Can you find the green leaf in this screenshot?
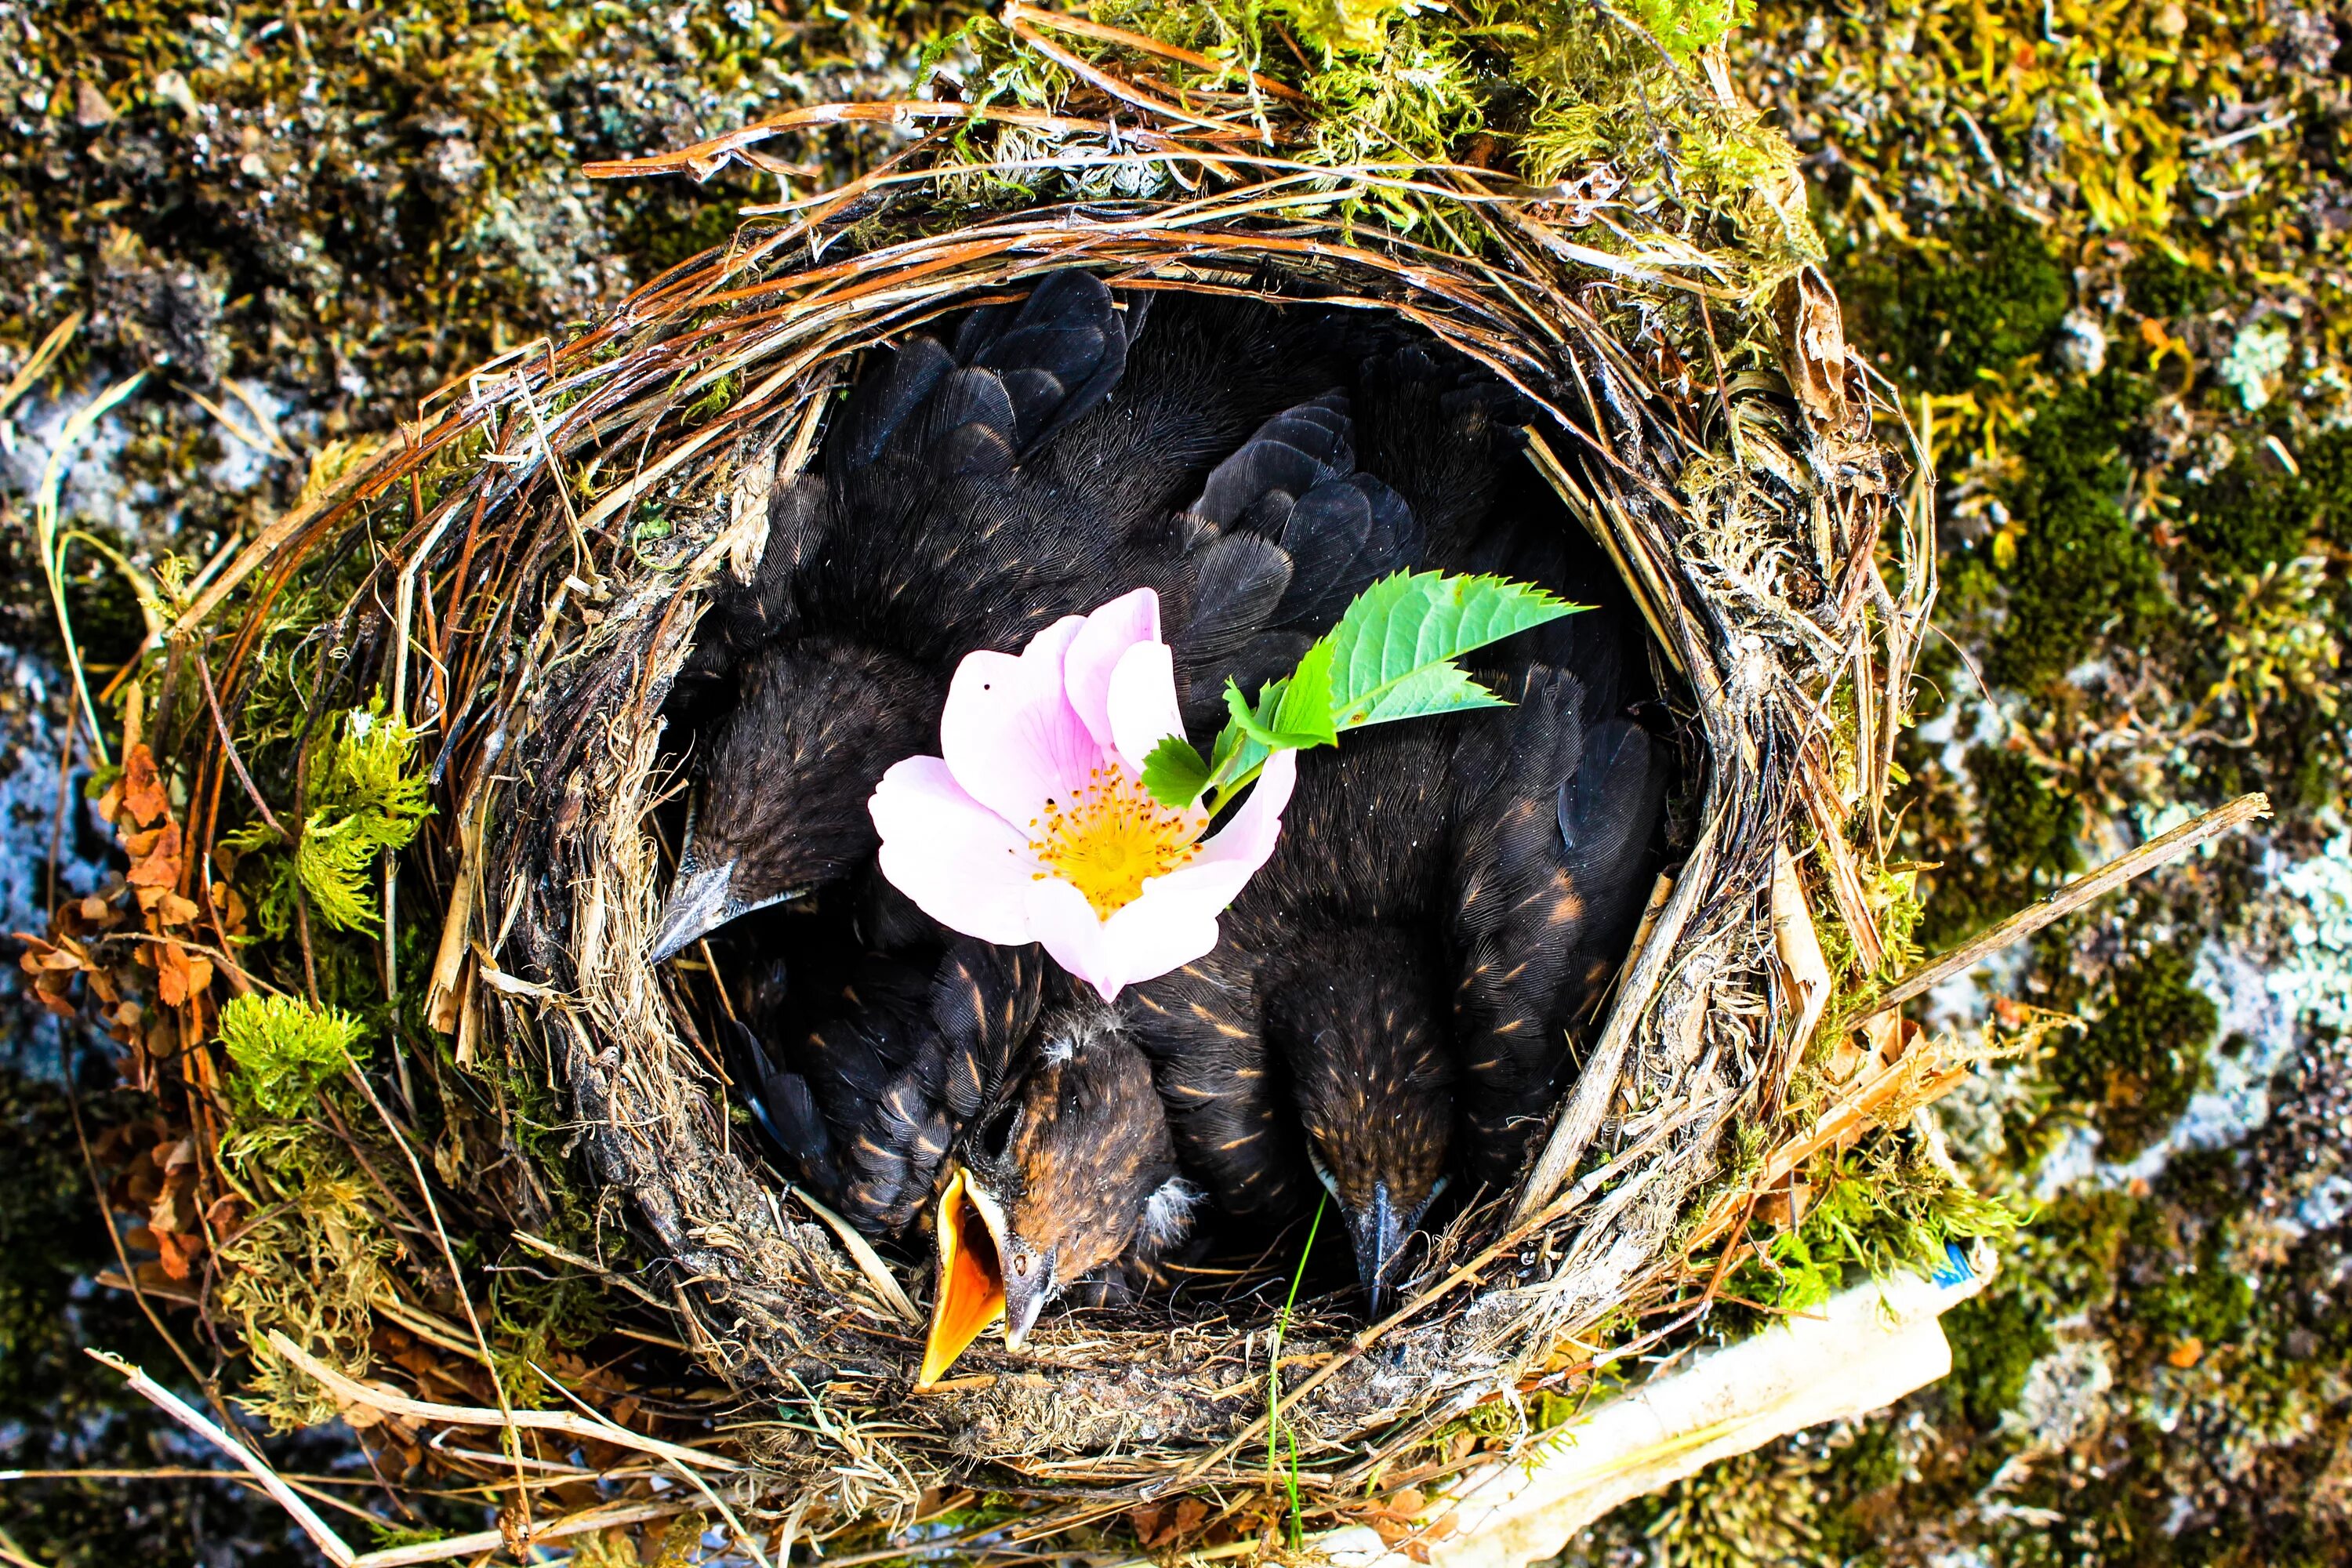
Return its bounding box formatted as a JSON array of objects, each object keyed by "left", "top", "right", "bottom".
[
  {"left": 1224, "top": 678, "right": 1292, "bottom": 748},
  {"left": 1325, "top": 572, "right": 1581, "bottom": 729},
  {"left": 1272, "top": 636, "right": 1340, "bottom": 748},
  {"left": 1342, "top": 662, "right": 1514, "bottom": 726},
  {"left": 1141, "top": 734, "right": 1212, "bottom": 809}
]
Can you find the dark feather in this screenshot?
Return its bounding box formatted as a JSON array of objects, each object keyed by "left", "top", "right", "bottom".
[
  {"left": 1123, "top": 937, "right": 1316, "bottom": 1229},
  {"left": 751, "top": 938, "right": 1045, "bottom": 1238}
]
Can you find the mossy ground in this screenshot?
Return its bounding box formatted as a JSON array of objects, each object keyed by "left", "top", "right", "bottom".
[
  {"left": 5, "top": 0, "right": 2352, "bottom": 1561},
  {"left": 1568, "top": 0, "right": 2352, "bottom": 1560}
]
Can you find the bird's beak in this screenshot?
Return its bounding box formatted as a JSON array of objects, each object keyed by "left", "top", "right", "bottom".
[
  {"left": 917, "top": 1167, "right": 1008, "bottom": 1388},
  {"left": 1345, "top": 1181, "right": 1408, "bottom": 1319},
  {"left": 649, "top": 855, "right": 737, "bottom": 964},
  {"left": 1001, "top": 1245, "right": 1054, "bottom": 1354}
]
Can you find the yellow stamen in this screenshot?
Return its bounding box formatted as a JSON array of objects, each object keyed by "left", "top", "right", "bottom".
[{"left": 1030, "top": 766, "right": 1201, "bottom": 918}]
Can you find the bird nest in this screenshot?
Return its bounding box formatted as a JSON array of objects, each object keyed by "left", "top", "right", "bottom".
[{"left": 83, "top": 9, "right": 1956, "bottom": 1558}]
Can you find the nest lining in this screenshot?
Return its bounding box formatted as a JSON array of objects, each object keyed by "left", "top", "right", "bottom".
[{"left": 154, "top": 64, "right": 1922, "bottom": 1541}]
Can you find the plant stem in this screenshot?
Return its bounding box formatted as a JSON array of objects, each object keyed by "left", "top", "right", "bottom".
[{"left": 1265, "top": 1192, "right": 1327, "bottom": 1544}]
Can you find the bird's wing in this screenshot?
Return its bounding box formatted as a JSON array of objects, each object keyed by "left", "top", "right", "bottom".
[
  {"left": 1550, "top": 714, "right": 1669, "bottom": 1002},
  {"left": 1447, "top": 666, "right": 1597, "bottom": 1189},
  {"left": 1266, "top": 470, "right": 1424, "bottom": 630},
  {"left": 930, "top": 938, "right": 1045, "bottom": 1123},
  {"left": 1189, "top": 390, "right": 1353, "bottom": 532},
  {"left": 955, "top": 267, "right": 1131, "bottom": 457},
  {"left": 804, "top": 272, "right": 1139, "bottom": 653},
  {"left": 1122, "top": 931, "right": 1316, "bottom": 1226},
  {"left": 1170, "top": 394, "right": 1425, "bottom": 730},
  {"left": 768, "top": 955, "right": 947, "bottom": 1234},
  {"left": 1353, "top": 339, "right": 1533, "bottom": 562}
]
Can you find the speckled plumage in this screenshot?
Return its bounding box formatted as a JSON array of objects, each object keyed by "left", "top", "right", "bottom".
[
  {"left": 724, "top": 937, "right": 1044, "bottom": 1236},
  {"left": 960, "top": 1007, "right": 1200, "bottom": 1340},
  {"left": 652, "top": 278, "right": 1422, "bottom": 960}
]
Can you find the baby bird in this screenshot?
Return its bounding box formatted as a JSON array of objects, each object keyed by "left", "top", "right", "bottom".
[
  {"left": 1127, "top": 666, "right": 1665, "bottom": 1314},
  {"left": 650, "top": 278, "right": 1420, "bottom": 960},
  {"left": 724, "top": 936, "right": 1046, "bottom": 1235},
  {"left": 920, "top": 1007, "right": 1200, "bottom": 1385}
]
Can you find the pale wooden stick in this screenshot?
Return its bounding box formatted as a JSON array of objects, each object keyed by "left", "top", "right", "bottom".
[
  {"left": 86, "top": 1348, "right": 357, "bottom": 1566},
  {"left": 263, "top": 1332, "right": 742, "bottom": 1472},
  {"left": 1769, "top": 844, "right": 1831, "bottom": 1092},
  {"left": 351, "top": 1499, "right": 684, "bottom": 1568},
  {"left": 1855, "top": 793, "right": 2269, "bottom": 1024}
]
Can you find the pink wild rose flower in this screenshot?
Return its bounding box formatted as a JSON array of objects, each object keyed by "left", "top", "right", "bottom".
[{"left": 868, "top": 587, "right": 1296, "bottom": 1001}]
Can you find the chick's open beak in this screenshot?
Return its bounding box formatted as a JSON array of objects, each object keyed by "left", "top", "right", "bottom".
[{"left": 917, "top": 1167, "right": 1008, "bottom": 1388}]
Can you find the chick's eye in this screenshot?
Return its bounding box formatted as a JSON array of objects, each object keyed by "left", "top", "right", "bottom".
[{"left": 1012, "top": 1253, "right": 1032, "bottom": 1277}]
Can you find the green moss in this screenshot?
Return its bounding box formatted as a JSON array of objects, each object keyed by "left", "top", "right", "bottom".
[
  {"left": 223, "top": 699, "right": 434, "bottom": 939},
  {"left": 218, "top": 994, "right": 365, "bottom": 1120},
  {"left": 1986, "top": 371, "right": 2165, "bottom": 690},
  {"left": 2122, "top": 252, "right": 2220, "bottom": 321},
  {"left": 2179, "top": 427, "right": 2352, "bottom": 575},
  {"left": 1975, "top": 746, "right": 2084, "bottom": 883},
  {"left": 1847, "top": 207, "right": 2071, "bottom": 396},
  {"left": 1943, "top": 1287, "right": 2056, "bottom": 1430},
  {"left": 1732, "top": 1139, "right": 2024, "bottom": 1315},
  {"left": 2054, "top": 946, "right": 2216, "bottom": 1163},
  {"left": 2180, "top": 454, "right": 2317, "bottom": 575},
  {"left": 1919, "top": 746, "right": 2083, "bottom": 948}
]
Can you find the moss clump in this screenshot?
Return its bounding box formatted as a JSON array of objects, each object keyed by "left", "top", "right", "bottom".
[
  {"left": 1985, "top": 370, "right": 2163, "bottom": 690},
  {"left": 217, "top": 994, "right": 364, "bottom": 1119},
  {"left": 2179, "top": 426, "right": 2352, "bottom": 573},
  {"left": 958, "top": 0, "right": 1812, "bottom": 285},
  {"left": 1943, "top": 1286, "right": 2057, "bottom": 1431},
  {"left": 2054, "top": 946, "right": 2217, "bottom": 1163},
  {"left": 223, "top": 699, "right": 432, "bottom": 939},
  {"left": 2122, "top": 251, "right": 2220, "bottom": 321},
  {"left": 1732, "top": 1138, "right": 2024, "bottom": 1315},
  {"left": 2180, "top": 454, "right": 2319, "bottom": 575},
  {"left": 1918, "top": 745, "right": 2083, "bottom": 948},
  {"left": 1849, "top": 208, "right": 2071, "bottom": 395}
]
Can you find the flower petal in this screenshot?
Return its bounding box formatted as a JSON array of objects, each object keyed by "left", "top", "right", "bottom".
[
  {"left": 869, "top": 756, "right": 1038, "bottom": 945},
  {"left": 1094, "top": 888, "right": 1224, "bottom": 999},
  {"left": 1062, "top": 588, "right": 1161, "bottom": 750},
  {"left": 1105, "top": 639, "right": 1186, "bottom": 777},
  {"left": 1135, "top": 748, "right": 1298, "bottom": 910},
  {"left": 940, "top": 618, "right": 1099, "bottom": 827},
  {"left": 1023, "top": 879, "right": 1123, "bottom": 1002}
]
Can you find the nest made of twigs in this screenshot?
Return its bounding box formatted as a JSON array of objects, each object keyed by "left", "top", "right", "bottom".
[{"left": 132, "top": 19, "right": 1929, "bottom": 1549}]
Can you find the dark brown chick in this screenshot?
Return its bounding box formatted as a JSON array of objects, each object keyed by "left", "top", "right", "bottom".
[
  {"left": 724, "top": 936, "right": 1045, "bottom": 1236},
  {"left": 1128, "top": 665, "right": 1664, "bottom": 1314},
  {"left": 920, "top": 1007, "right": 1200, "bottom": 1385}
]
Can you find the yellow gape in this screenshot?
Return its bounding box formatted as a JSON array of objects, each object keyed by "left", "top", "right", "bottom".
[{"left": 917, "top": 1167, "right": 1007, "bottom": 1388}]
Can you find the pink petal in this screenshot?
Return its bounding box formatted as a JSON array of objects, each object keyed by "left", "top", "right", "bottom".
[
  {"left": 1105, "top": 639, "right": 1186, "bottom": 777},
  {"left": 1062, "top": 588, "right": 1161, "bottom": 750},
  {"left": 869, "top": 757, "right": 1038, "bottom": 945},
  {"left": 1023, "top": 879, "right": 1124, "bottom": 1002},
  {"left": 1095, "top": 888, "right": 1224, "bottom": 998},
  {"left": 940, "top": 619, "right": 1100, "bottom": 828},
  {"left": 1134, "top": 748, "right": 1298, "bottom": 911}
]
